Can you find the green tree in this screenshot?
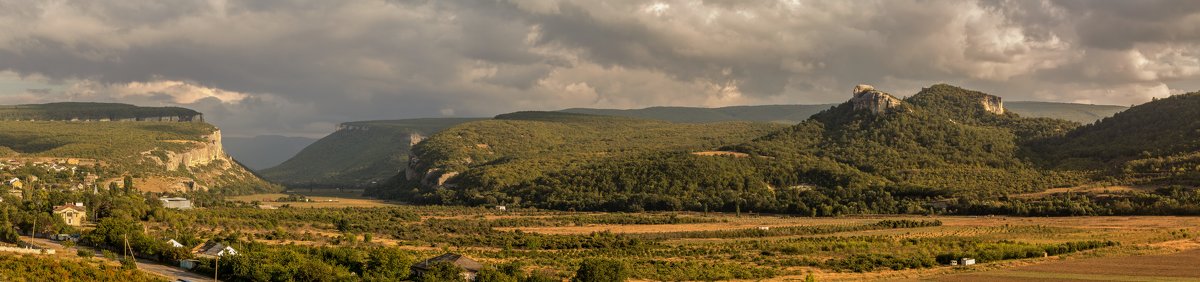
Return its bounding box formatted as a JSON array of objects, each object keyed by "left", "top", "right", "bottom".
[
  {"left": 122, "top": 176, "right": 134, "bottom": 194},
  {"left": 476, "top": 268, "right": 518, "bottom": 282},
  {"left": 415, "top": 261, "right": 465, "bottom": 282},
  {"left": 572, "top": 258, "right": 628, "bottom": 282},
  {"left": 363, "top": 247, "right": 413, "bottom": 280}
]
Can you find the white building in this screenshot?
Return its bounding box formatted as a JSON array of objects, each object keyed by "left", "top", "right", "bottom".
[
  {"left": 167, "top": 239, "right": 185, "bottom": 248},
  {"left": 159, "top": 197, "right": 193, "bottom": 210}
]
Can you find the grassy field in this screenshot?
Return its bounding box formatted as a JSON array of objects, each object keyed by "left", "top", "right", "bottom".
[
  {"left": 226, "top": 190, "right": 400, "bottom": 208},
  {"left": 183, "top": 193, "right": 1200, "bottom": 281}
]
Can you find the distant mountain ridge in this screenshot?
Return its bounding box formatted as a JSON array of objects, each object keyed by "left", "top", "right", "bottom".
[
  {"left": 0, "top": 102, "right": 203, "bottom": 122},
  {"left": 268, "top": 99, "right": 1128, "bottom": 188},
  {"left": 562, "top": 101, "right": 1126, "bottom": 124}
]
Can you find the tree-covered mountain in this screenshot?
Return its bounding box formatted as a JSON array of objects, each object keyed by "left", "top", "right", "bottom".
[
  {"left": 274, "top": 99, "right": 1124, "bottom": 190},
  {"left": 1031, "top": 92, "right": 1200, "bottom": 185},
  {"left": 370, "top": 84, "right": 1200, "bottom": 216},
  {"left": 0, "top": 103, "right": 276, "bottom": 194},
  {"left": 224, "top": 135, "right": 318, "bottom": 170},
  {"left": 366, "top": 112, "right": 785, "bottom": 207},
  {"left": 261, "top": 118, "right": 483, "bottom": 187}
]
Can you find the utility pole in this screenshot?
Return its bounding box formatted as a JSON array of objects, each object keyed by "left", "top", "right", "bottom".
[
  {"left": 28, "top": 215, "right": 37, "bottom": 248},
  {"left": 124, "top": 233, "right": 137, "bottom": 270},
  {"left": 214, "top": 255, "right": 219, "bottom": 282}
]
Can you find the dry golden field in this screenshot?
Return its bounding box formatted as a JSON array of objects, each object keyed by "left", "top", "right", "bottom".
[{"left": 190, "top": 193, "right": 1200, "bottom": 281}]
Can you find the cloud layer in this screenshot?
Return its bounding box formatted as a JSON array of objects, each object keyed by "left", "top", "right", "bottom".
[{"left": 1, "top": 0, "right": 1198, "bottom": 137}]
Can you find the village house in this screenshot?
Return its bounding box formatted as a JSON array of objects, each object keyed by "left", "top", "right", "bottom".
[
  {"left": 5, "top": 178, "right": 22, "bottom": 190},
  {"left": 411, "top": 253, "right": 483, "bottom": 281},
  {"left": 53, "top": 203, "right": 87, "bottom": 226},
  {"left": 193, "top": 241, "right": 238, "bottom": 258},
  {"left": 167, "top": 239, "right": 185, "bottom": 248}
]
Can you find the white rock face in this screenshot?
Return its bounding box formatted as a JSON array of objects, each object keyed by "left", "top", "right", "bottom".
[
  {"left": 980, "top": 95, "right": 1005, "bottom": 115},
  {"left": 850, "top": 84, "right": 901, "bottom": 113},
  {"left": 853, "top": 84, "right": 875, "bottom": 95}
]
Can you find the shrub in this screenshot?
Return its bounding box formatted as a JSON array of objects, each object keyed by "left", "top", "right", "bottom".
[{"left": 572, "top": 258, "right": 629, "bottom": 282}]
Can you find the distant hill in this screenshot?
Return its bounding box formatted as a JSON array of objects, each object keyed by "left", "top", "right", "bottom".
[
  {"left": 277, "top": 98, "right": 1124, "bottom": 191},
  {"left": 1004, "top": 101, "right": 1127, "bottom": 124},
  {"left": 561, "top": 104, "right": 833, "bottom": 124},
  {"left": 224, "top": 135, "right": 318, "bottom": 170},
  {"left": 562, "top": 101, "right": 1124, "bottom": 124},
  {"left": 0, "top": 102, "right": 202, "bottom": 122},
  {"left": 0, "top": 103, "right": 275, "bottom": 194},
  {"left": 367, "top": 111, "right": 787, "bottom": 207},
  {"left": 261, "top": 118, "right": 483, "bottom": 187},
  {"left": 1032, "top": 92, "right": 1200, "bottom": 185},
  {"left": 369, "top": 84, "right": 1110, "bottom": 214}
]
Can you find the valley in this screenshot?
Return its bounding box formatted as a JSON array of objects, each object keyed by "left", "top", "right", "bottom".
[
  {"left": 118, "top": 191, "right": 1200, "bottom": 281},
  {"left": 3, "top": 84, "right": 1200, "bottom": 281}
]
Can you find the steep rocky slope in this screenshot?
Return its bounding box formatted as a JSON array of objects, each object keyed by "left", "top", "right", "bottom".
[
  {"left": 261, "top": 118, "right": 482, "bottom": 187},
  {"left": 0, "top": 103, "right": 274, "bottom": 194}
]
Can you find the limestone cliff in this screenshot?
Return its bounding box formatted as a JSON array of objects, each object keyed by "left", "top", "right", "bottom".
[
  {"left": 850, "top": 84, "right": 902, "bottom": 113},
  {"left": 980, "top": 95, "right": 1005, "bottom": 115},
  {"left": 163, "top": 130, "right": 229, "bottom": 171},
  {"left": 141, "top": 129, "right": 271, "bottom": 192}
]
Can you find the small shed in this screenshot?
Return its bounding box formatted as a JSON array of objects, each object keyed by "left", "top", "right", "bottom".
[
  {"left": 159, "top": 197, "right": 194, "bottom": 210},
  {"left": 495, "top": 205, "right": 507, "bottom": 211},
  {"left": 412, "top": 253, "right": 483, "bottom": 281},
  {"left": 961, "top": 258, "right": 976, "bottom": 266},
  {"left": 180, "top": 259, "right": 201, "bottom": 270}
]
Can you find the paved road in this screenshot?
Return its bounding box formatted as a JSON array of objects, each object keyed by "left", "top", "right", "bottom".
[
  {"left": 136, "top": 258, "right": 215, "bottom": 282},
  {"left": 28, "top": 238, "right": 217, "bottom": 282}
]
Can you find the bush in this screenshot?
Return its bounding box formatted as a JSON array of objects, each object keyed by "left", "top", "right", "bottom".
[
  {"left": 572, "top": 258, "right": 629, "bottom": 282},
  {"left": 76, "top": 249, "right": 94, "bottom": 258},
  {"left": 415, "top": 261, "right": 465, "bottom": 282}
]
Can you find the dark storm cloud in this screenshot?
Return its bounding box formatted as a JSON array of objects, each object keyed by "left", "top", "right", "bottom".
[{"left": 0, "top": 0, "right": 1198, "bottom": 137}]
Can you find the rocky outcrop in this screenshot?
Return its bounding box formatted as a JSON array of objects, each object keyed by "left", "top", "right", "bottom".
[
  {"left": 409, "top": 133, "right": 425, "bottom": 146},
  {"left": 851, "top": 84, "right": 902, "bottom": 113},
  {"left": 980, "top": 95, "right": 1004, "bottom": 115},
  {"left": 164, "top": 130, "right": 230, "bottom": 171}
]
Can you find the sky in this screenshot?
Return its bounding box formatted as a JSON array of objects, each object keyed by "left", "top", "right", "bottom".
[{"left": 1, "top": 0, "right": 1198, "bottom": 138}]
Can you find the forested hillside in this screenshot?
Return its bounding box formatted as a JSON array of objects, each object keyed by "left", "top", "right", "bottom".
[
  {"left": 262, "top": 118, "right": 482, "bottom": 187},
  {"left": 1031, "top": 92, "right": 1200, "bottom": 185},
  {"left": 366, "top": 112, "right": 785, "bottom": 207},
  {"left": 371, "top": 84, "right": 1200, "bottom": 216},
  {"left": 275, "top": 99, "right": 1123, "bottom": 190}
]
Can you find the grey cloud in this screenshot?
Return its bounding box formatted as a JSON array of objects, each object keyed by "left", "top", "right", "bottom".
[{"left": 0, "top": 0, "right": 1198, "bottom": 137}]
